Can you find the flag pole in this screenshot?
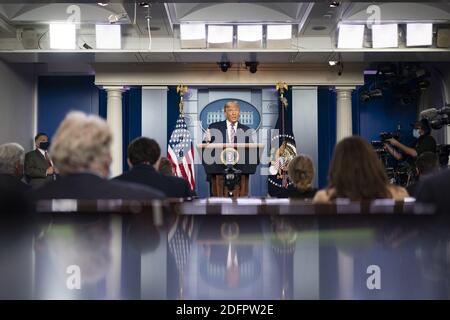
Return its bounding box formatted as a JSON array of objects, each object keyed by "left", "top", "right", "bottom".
[{"left": 177, "top": 85, "right": 188, "bottom": 115}]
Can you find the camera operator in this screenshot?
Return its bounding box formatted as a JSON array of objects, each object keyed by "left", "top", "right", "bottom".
[
  {"left": 406, "top": 151, "right": 439, "bottom": 197},
  {"left": 384, "top": 119, "right": 436, "bottom": 161}
]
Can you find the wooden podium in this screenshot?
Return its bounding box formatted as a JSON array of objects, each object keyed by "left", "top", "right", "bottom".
[{"left": 197, "top": 143, "right": 264, "bottom": 197}]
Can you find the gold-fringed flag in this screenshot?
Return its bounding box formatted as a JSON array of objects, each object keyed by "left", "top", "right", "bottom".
[{"left": 168, "top": 85, "right": 195, "bottom": 191}]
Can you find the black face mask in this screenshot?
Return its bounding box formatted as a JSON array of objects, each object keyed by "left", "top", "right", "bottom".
[{"left": 39, "top": 141, "right": 50, "bottom": 150}]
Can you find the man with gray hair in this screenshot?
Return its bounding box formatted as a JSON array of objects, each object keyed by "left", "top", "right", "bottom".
[
  {"left": 31, "top": 111, "right": 163, "bottom": 200},
  {"left": 0, "top": 142, "right": 30, "bottom": 193}
]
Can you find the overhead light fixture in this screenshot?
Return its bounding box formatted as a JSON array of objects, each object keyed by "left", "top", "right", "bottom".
[
  {"left": 329, "top": 1, "right": 340, "bottom": 8},
  {"left": 49, "top": 23, "right": 76, "bottom": 49},
  {"left": 328, "top": 60, "right": 339, "bottom": 66},
  {"left": 96, "top": 24, "right": 121, "bottom": 49},
  {"left": 218, "top": 61, "right": 231, "bottom": 72},
  {"left": 207, "top": 25, "right": 233, "bottom": 49},
  {"left": 237, "top": 25, "right": 262, "bottom": 48},
  {"left": 372, "top": 24, "right": 398, "bottom": 48},
  {"left": 407, "top": 23, "right": 433, "bottom": 47},
  {"left": 180, "top": 24, "right": 206, "bottom": 49},
  {"left": 266, "top": 25, "right": 292, "bottom": 49},
  {"left": 337, "top": 24, "right": 365, "bottom": 49},
  {"left": 245, "top": 61, "right": 259, "bottom": 74},
  {"left": 97, "top": 2, "right": 109, "bottom": 6}
]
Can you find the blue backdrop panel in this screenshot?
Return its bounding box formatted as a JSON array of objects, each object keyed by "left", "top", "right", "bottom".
[
  {"left": 317, "top": 87, "right": 337, "bottom": 188},
  {"left": 357, "top": 75, "right": 417, "bottom": 148},
  {"left": 38, "top": 76, "right": 99, "bottom": 139}
]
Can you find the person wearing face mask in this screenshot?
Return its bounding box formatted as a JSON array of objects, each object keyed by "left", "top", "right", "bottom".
[
  {"left": 30, "top": 111, "right": 163, "bottom": 201},
  {"left": 383, "top": 118, "right": 437, "bottom": 162},
  {"left": 24, "top": 133, "right": 57, "bottom": 187}
]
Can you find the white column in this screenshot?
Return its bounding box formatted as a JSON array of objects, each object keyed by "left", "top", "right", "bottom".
[
  {"left": 105, "top": 86, "right": 124, "bottom": 178},
  {"left": 336, "top": 87, "right": 355, "bottom": 142}
]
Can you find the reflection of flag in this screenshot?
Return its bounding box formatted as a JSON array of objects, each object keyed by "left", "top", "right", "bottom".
[{"left": 168, "top": 114, "right": 195, "bottom": 190}]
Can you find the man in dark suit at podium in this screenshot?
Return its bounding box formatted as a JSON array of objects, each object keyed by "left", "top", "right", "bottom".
[
  {"left": 203, "top": 101, "right": 255, "bottom": 196},
  {"left": 204, "top": 101, "right": 253, "bottom": 144}
]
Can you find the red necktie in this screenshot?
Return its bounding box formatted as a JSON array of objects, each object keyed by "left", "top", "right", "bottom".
[
  {"left": 44, "top": 151, "right": 52, "bottom": 167},
  {"left": 230, "top": 124, "right": 236, "bottom": 143}
]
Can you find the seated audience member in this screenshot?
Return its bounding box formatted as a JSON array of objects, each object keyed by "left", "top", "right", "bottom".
[
  {"left": 0, "top": 143, "right": 30, "bottom": 193},
  {"left": 114, "top": 137, "right": 194, "bottom": 198},
  {"left": 31, "top": 112, "right": 163, "bottom": 200},
  {"left": 0, "top": 143, "right": 31, "bottom": 216},
  {"left": 415, "top": 169, "right": 450, "bottom": 214},
  {"left": 313, "top": 136, "right": 408, "bottom": 203},
  {"left": 24, "top": 133, "right": 57, "bottom": 187},
  {"left": 407, "top": 151, "right": 439, "bottom": 197},
  {"left": 158, "top": 157, "right": 174, "bottom": 176},
  {"left": 281, "top": 154, "right": 317, "bottom": 199}
]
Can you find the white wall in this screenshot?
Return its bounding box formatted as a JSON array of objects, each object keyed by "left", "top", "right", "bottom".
[
  {"left": 0, "top": 60, "right": 35, "bottom": 150},
  {"left": 292, "top": 87, "right": 319, "bottom": 188},
  {"left": 141, "top": 87, "right": 168, "bottom": 155}
]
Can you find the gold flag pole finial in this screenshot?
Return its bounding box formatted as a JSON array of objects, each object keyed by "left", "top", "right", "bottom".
[
  {"left": 177, "top": 85, "right": 188, "bottom": 114},
  {"left": 276, "top": 82, "right": 289, "bottom": 108}
]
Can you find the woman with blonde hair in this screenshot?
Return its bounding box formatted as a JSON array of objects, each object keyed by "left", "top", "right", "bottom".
[
  {"left": 313, "top": 136, "right": 408, "bottom": 203},
  {"left": 284, "top": 154, "right": 317, "bottom": 199}
]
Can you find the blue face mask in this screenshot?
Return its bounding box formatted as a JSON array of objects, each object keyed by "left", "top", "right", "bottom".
[{"left": 413, "top": 129, "right": 420, "bottom": 139}]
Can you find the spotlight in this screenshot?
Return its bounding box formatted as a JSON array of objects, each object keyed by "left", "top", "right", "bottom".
[
  {"left": 245, "top": 61, "right": 259, "bottom": 73},
  {"left": 218, "top": 61, "right": 231, "bottom": 72},
  {"left": 329, "top": 1, "right": 340, "bottom": 8},
  {"left": 139, "top": 2, "right": 150, "bottom": 7},
  {"left": 328, "top": 60, "right": 339, "bottom": 66}
]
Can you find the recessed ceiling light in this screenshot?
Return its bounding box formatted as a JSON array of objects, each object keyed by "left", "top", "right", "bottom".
[{"left": 97, "top": 2, "right": 108, "bottom": 6}]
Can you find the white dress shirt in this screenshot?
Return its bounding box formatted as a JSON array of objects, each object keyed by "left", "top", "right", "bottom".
[{"left": 38, "top": 148, "right": 53, "bottom": 166}]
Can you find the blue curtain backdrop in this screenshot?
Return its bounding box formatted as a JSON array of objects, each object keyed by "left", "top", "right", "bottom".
[
  {"left": 317, "top": 87, "right": 337, "bottom": 188},
  {"left": 38, "top": 76, "right": 99, "bottom": 139}
]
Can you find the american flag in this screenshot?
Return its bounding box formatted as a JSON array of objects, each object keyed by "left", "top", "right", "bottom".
[{"left": 168, "top": 114, "right": 195, "bottom": 191}]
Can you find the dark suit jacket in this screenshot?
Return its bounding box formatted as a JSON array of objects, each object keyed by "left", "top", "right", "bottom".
[
  {"left": 113, "top": 164, "right": 194, "bottom": 198},
  {"left": 30, "top": 172, "right": 164, "bottom": 201},
  {"left": 24, "top": 149, "right": 53, "bottom": 187},
  {"left": 207, "top": 120, "right": 252, "bottom": 144},
  {"left": 0, "top": 174, "right": 31, "bottom": 193},
  {"left": 415, "top": 169, "right": 450, "bottom": 214},
  {"left": 0, "top": 174, "right": 32, "bottom": 215}
]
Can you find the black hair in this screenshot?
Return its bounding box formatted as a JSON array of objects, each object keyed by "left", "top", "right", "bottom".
[
  {"left": 127, "top": 137, "right": 161, "bottom": 166},
  {"left": 34, "top": 133, "right": 48, "bottom": 141}
]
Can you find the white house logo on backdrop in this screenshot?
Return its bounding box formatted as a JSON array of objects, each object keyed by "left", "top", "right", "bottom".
[{"left": 200, "top": 98, "right": 261, "bottom": 132}]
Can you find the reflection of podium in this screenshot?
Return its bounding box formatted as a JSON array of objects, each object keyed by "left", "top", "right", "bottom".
[{"left": 197, "top": 143, "right": 264, "bottom": 197}]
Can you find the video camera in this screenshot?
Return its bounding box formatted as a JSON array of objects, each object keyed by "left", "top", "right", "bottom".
[
  {"left": 380, "top": 132, "right": 400, "bottom": 142},
  {"left": 419, "top": 105, "right": 450, "bottom": 130},
  {"left": 437, "top": 144, "right": 450, "bottom": 167}
]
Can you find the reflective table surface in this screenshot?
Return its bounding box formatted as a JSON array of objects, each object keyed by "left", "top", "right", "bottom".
[{"left": 1, "top": 199, "right": 449, "bottom": 300}]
